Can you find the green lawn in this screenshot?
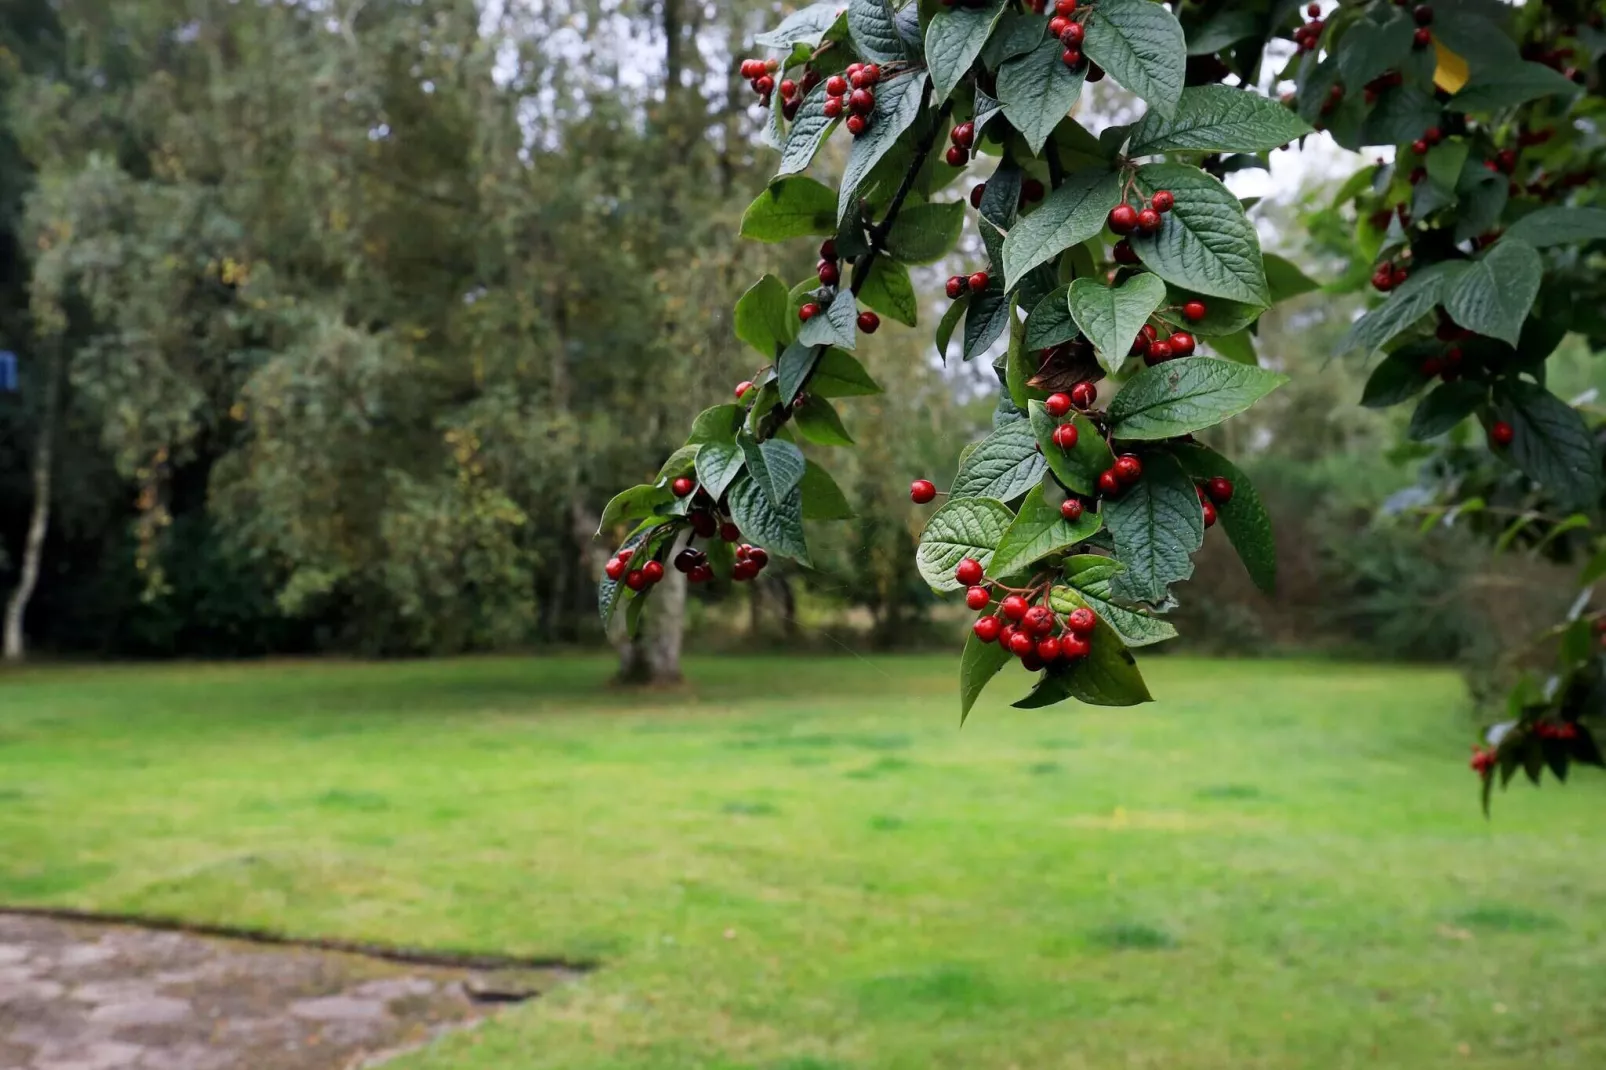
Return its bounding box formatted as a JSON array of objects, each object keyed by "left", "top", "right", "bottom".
[{"left": 2, "top": 655, "right": 1603, "bottom": 1068}]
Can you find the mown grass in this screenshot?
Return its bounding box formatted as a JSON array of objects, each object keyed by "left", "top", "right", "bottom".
[{"left": 1, "top": 654, "right": 1603, "bottom": 1068}]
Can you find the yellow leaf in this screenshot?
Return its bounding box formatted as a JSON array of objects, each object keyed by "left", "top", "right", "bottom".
[{"left": 1433, "top": 39, "right": 1469, "bottom": 94}]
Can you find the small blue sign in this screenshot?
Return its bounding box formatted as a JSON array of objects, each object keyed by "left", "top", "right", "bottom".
[{"left": 0, "top": 351, "right": 15, "bottom": 392}]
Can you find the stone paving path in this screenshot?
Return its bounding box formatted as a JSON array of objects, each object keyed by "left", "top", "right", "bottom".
[{"left": 0, "top": 914, "right": 565, "bottom": 1070}]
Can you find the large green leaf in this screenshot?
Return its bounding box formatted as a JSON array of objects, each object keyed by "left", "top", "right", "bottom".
[
  {"left": 838, "top": 69, "right": 928, "bottom": 224},
  {"left": 989, "top": 482, "right": 1104, "bottom": 579},
  {"left": 1451, "top": 61, "right": 1581, "bottom": 112},
  {"left": 686, "top": 404, "right": 743, "bottom": 445},
  {"left": 794, "top": 395, "right": 854, "bottom": 446},
  {"left": 1336, "top": 15, "right": 1414, "bottom": 96},
  {"left": 1493, "top": 381, "right": 1605, "bottom": 511},
  {"left": 951, "top": 419, "right": 1046, "bottom": 504},
  {"left": 1083, "top": 0, "right": 1186, "bottom": 118},
  {"left": 778, "top": 84, "right": 840, "bottom": 176},
  {"left": 962, "top": 275, "right": 1012, "bottom": 360},
  {"left": 598, "top": 483, "right": 672, "bottom": 534},
  {"left": 734, "top": 274, "right": 793, "bottom": 356},
  {"left": 1334, "top": 260, "right": 1463, "bottom": 355},
  {"left": 846, "top": 0, "right": 906, "bottom": 61},
  {"left": 1067, "top": 273, "right": 1167, "bottom": 376},
  {"left": 1130, "top": 163, "right": 1269, "bottom": 306},
  {"left": 1127, "top": 85, "right": 1312, "bottom": 156},
  {"left": 811, "top": 348, "right": 881, "bottom": 397},
  {"left": 959, "top": 628, "right": 1013, "bottom": 724},
  {"left": 1024, "top": 285, "right": 1079, "bottom": 351},
  {"left": 1443, "top": 240, "right": 1541, "bottom": 347},
  {"left": 1503, "top": 207, "right": 1606, "bottom": 248},
  {"left": 1054, "top": 568, "right": 1178, "bottom": 648},
  {"left": 1107, "top": 359, "right": 1288, "bottom": 440},
  {"left": 740, "top": 176, "right": 837, "bottom": 242},
  {"left": 798, "top": 289, "right": 859, "bottom": 350},
  {"left": 1359, "top": 345, "right": 1434, "bottom": 409},
  {"left": 937, "top": 296, "right": 969, "bottom": 361},
  {"left": 916, "top": 496, "right": 1015, "bottom": 592},
  {"left": 694, "top": 441, "right": 746, "bottom": 500},
  {"left": 857, "top": 258, "right": 918, "bottom": 327},
  {"left": 740, "top": 436, "right": 807, "bottom": 507},
  {"left": 754, "top": 2, "right": 840, "bottom": 48},
  {"left": 1173, "top": 444, "right": 1276, "bottom": 594},
  {"left": 885, "top": 201, "right": 966, "bottom": 263},
  {"left": 1104, "top": 451, "right": 1203, "bottom": 603},
  {"left": 926, "top": 0, "right": 1007, "bottom": 102},
  {"left": 1022, "top": 587, "right": 1153, "bottom": 706},
  {"left": 1407, "top": 380, "right": 1485, "bottom": 441},
  {"left": 1001, "top": 167, "right": 1121, "bottom": 290},
  {"left": 1263, "top": 253, "right": 1320, "bottom": 303},
  {"left": 799, "top": 459, "right": 855, "bottom": 520},
  {"left": 776, "top": 340, "right": 821, "bottom": 406},
  {"left": 1029, "top": 401, "right": 1114, "bottom": 496},
  {"left": 996, "top": 38, "right": 1087, "bottom": 154},
  {"left": 1186, "top": 9, "right": 1260, "bottom": 55},
  {"left": 727, "top": 474, "right": 810, "bottom": 565}
]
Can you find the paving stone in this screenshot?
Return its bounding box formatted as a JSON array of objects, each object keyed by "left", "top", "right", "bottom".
[
  {"left": 87, "top": 997, "right": 192, "bottom": 1026},
  {"left": 287, "top": 995, "right": 389, "bottom": 1022}
]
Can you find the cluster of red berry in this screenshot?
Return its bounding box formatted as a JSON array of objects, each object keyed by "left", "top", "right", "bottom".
[
  {"left": 799, "top": 239, "right": 879, "bottom": 334},
  {"left": 1371, "top": 258, "right": 1410, "bottom": 293},
  {"left": 946, "top": 121, "right": 975, "bottom": 167},
  {"left": 1520, "top": 40, "right": 1590, "bottom": 84},
  {"left": 944, "top": 270, "right": 990, "bottom": 299},
  {"left": 1047, "top": 0, "right": 1086, "bottom": 69},
  {"left": 1408, "top": 4, "right": 1434, "bottom": 49},
  {"left": 1096, "top": 453, "right": 1144, "bottom": 497},
  {"left": 1469, "top": 745, "right": 1496, "bottom": 777},
  {"left": 1360, "top": 69, "right": 1404, "bottom": 106},
  {"left": 1195, "top": 476, "right": 1233, "bottom": 529},
  {"left": 737, "top": 57, "right": 781, "bottom": 100},
  {"left": 1132, "top": 321, "right": 1198, "bottom": 365},
  {"left": 1292, "top": 3, "right": 1324, "bottom": 52},
  {"left": 1535, "top": 721, "right": 1580, "bottom": 741},
  {"left": 605, "top": 548, "right": 665, "bottom": 590},
  {"left": 1408, "top": 124, "right": 1445, "bottom": 157},
  {"left": 1108, "top": 190, "right": 1174, "bottom": 238},
  {"left": 967, "top": 177, "right": 1046, "bottom": 210},
  {"left": 957, "top": 557, "right": 1099, "bottom": 669},
  {"left": 822, "top": 63, "right": 880, "bottom": 137}
]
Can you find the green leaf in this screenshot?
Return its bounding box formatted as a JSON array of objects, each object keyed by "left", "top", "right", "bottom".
[
  {"left": 1130, "top": 163, "right": 1269, "bottom": 306},
  {"left": 1336, "top": 16, "right": 1414, "bottom": 97},
  {"left": 1024, "top": 285, "right": 1079, "bottom": 351},
  {"left": 1029, "top": 587, "right": 1154, "bottom": 706},
  {"left": 926, "top": 0, "right": 1007, "bottom": 102},
  {"left": 799, "top": 459, "right": 855, "bottom": 520},
  {"left": 951, "top": 419, "right": 1047, "bottom": 504},
  {"left": 1054, "top": 571, "right": 1177, "bottom": 648},
  {"left": 962, "top": 276, "right": 1012, "bottom": 360},
  {"left": 1127, "top": 85, "right": 1312, "bottom": 156},
  {"left": 989, "top": 482, "right": 1104, "bottom": 579},
  {"left": 1186, "top": 9, "right": 1260, "bottom": 55},
  {"left": 687, "top": 404, "right": 743, "bottom": 445},
  {"left": 1360, "top": 85, "right": 1440, "bottom": 146},
  {"left": 1263, "top": 254, "right": 1319, "bottom": 303},
  {"left": 1004, "top": 316, "right": 1045, "bottom": 413},
  {"left": 846, "top": 0, "right": 907, "bottom": 63},
  {"left": 959, "top": 628, "right": 1013, "bottom": 724},
  {"left": 1407, "top": 380, "right": 1486, "bottom": 441},
  {"left": 1503, "top": 207, "right": 1606, "bottom": 248},
  {"left": 741, "top": 176, "right": 837, "bottom": 242},
  {"left": 1424, "top": 139, "right": 1470, "bottom": 193},
  {"left": 1001, "top": 168, "right": 1121, "bottom": 290},
  {"left": 838, "top": 69, "right": 928, "bottom": 224},
  {"left": 778, "top": 84, "right": 840, "bottom": 176},
  {"left": 1206, "top": 329, "right": 1256, "bottom": 364},
  {"left": 1107, "top": 359, "right": 1288, "bottom": 440},
  {"left": 755, "top": 2, "right": 841, "bottom": 48},
  {"left": 1029, "top": 401, "right": 1114, "bottom": 496},
  {"left": 996, "top": 38, "right": 1087, "bottom": 154},
  {"left": 694, "top": 441, "right": 747, "bottom": 500},
  {"left": 1335, "top": 260, "right": 1462, "bottom": 355},
  {"left": 1359, "top": 345, "right": 1433, "bottom": 409},
  {"left": 794, "top": 395, "right": 854, "bottom": 445},
  {"left": 735, "top": 274, "right": 793, "bottom": 356},
  {"left": 1443, "top": 240, "right": 1541, "bottom": 347},
  {"left": 1173, "top": 444, "right": 1276, "bottom": 594},
  {"left": 937, "top": 295, "right": 969, "bottom": 361},
  {"left": 1452, "top": 61, "right": 1581, "bottom": 112},
  {"left": 799, "top": 289, "right": 859, "bottom": 350},
  {"left": 1067, "top": 273, "right": 1168, "bottom": 377},
  {"left": 1084, "top": 0, "right": 1186, "bottom": 119},
  {"left": 811, "top": 348, "right": 881, "bottom": 397},
  {"left": 857, "top": 258, "right": 918, "bottom": 327},
  {"left": 599, "top": 522, "right": 668, "bottom": 628},
  {"left": 1493, "top": 380, "right": 1605, "bottom": 511},
  {"left": 653, "top": 445, "right": 699, "bottom": 483},
  {"left": 1104, "top": 451, "right": 1204, "bottom": 603},
  {"left": 741, "top": 437, "right": 807, "bottom": 507},
  {"left": 598, "top": 483, "right": 672, "bottom": 534},
  {"left": 885, "top": 201, "right": 966, "bottom": 263},
  {"left": 981, "top": 12, "right": 1045, "bottom": 68},
  {"left": 916, "top": 496, "right": 1016, "bottom": 592},
  {"left": 727, "top": 475, "right": 810, "bottom": 566},
  {"left": 777, "top": 340, "right": 821, "bottom": 406},
  {"left": 1155, "top": 287, "right": 1260, "bottom": 336}
]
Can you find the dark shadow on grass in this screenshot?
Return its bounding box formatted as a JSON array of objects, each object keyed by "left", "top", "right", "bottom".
[
  {"left": 1087, "top": 921, "right": 1176, "bottom": 951},
  {"left": 1456, "top": 905, "right": 1562, "bottom": 933}
]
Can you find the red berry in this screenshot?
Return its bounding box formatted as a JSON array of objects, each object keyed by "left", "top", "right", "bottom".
[
  {"left": 1023, "top": 605, "right": 1055, "bottom": 636},
  {"left": 849, "top": 88, "right": 874, "bottom": 115},
  {"left": 846, "top": 114, "right": 868, "bottom": 136},
  {"left": 1489, "top": 420, "right": 1515, "bottom": 447},
  {"left": 825, "top": 75, "right": 848, "bottom": 97},
  {"left": 946, "top": 145, "right": 969, "bottom": 167},
  {"left": 1114, "top": 454, "right": 1142, "bottom": 483},
  {"left": 1205, "top": 476, "right": 1233, "bottom": 504},
  {"left": 688, "top": 564, "right": 713, "bottom": 583},
  {"left": 1150, "top": 190, "right": 1174, "bottom": 213},
  {"left": 720, "top": 522, "right": 741, "bottom": 543},
  {"left": 1097, "top": 469, "right": 1122, "bottom": 496},
  {"left": 1136, "top": 208, "right": 1162, "bottom": 234},
  {"left": 1306, "top": 1, "right": 1320, "bottom": 14},
  {"left": 1070, "top": 382, "right": 1097, "bottom": 408},
  {"left": 857, "top": 311, "right": 880, "bottom": 334},
  {"left": 690, "top": 512, "right": 718, "bottom": 538},
  {"left": 782, "top": 97, "right": 800, "bottom": 120},
  {"left": 968, "top": 271, "right": 990, "bottom": 293},
  {"left": 910, "top": 479, "right": 937, "bottom": 504},
  {"left": 674, "top": 548, "right": 701, "bottom": 573},
  {"left": 1413, "top": 26, "right": 1431, "bottom": 47},
  {"left": 1066, "top": 607, "right": 1096, "bottom": 636},
  {"left": 1412, "top": 138, "right": 1429, "bottom": 156},
  {"left": 1061, "top": 498, "right": 1084, "bottom": 522},
  {"left": 970, "top": 183, "right": 986, "bottom": 209},
  {"left": 735, "top": 380, "right": 754, "bottom": 398},
  {"left": 625, "top": 569, "right": 648, "bottom": 591},
  {"left": 946, "top": 275, "right": 966, "bottom": 299},
  {"left": 799, "top": 302, "right": 821, "bottom": 322},
  {"left": 1145, "top": 340, "right": 1173, "bottom": 365},
  {"left": 1109, "top": 203, "right": 1138, "bottom": 234},
  {"left": 1043, "top": 394, "right": 1072, "bottom": 419},
  {"left": 820, "top": 238, "right": 837, "bottom": 262},
  {"left": 1413, "top": 3, "right": 1433, "bottom": 25},
  {"left": 779, "top": 79, "right": 797, "bottom": 98},
  {"left": 732, "top": 560, "right": 758, "bottom": 582},
  {"left": 1001, "top": 594, "right": 1028, "bottom": 621},
  {"left": 956, "top": 558, "right": 985, "bottom": 586},
  {"left": 605, "top": 557, "right": 628, "bottom": 581},
  {"left": 1055, "top": 0, "right": 1078, "bottom": 14},
  {"left": 951, "top": 122, "right": 975, "bottom": 149},
  {"left": 1062, "top": 633, "right": 1092, "bottom": 659},
  {"left": 672, "top": 476, "right": 696, "bottom": 498},
  {"left": 748, "top": 547, "right": 769, "bottom": 569},
  {"left": 1425, "top": 125, "right": 1443, "bottom": 144},
  {"left": 1052, "top": 423, "right": 1079, "bottom": 450},
  {"left": 817, "top": 261, "right": 839, "bottom": 286},
  {"left": 997, "top": 624, "right": 1017, "bottom": 650},
  {"left": 1008, "top": 631, "right": 1036, "bottom": 657},
  {"left": 1060, "top": 22, "right": 1085, "bottom": 46},
  {"left": 739, "top": 59, "right": 761, "bottom": 79},
  {"left": 643, "top": 560, "right": 665, "bottom": 584},
  {"left": 1182, "top": 300, "right": 1207, "bottom": 322},
  {"left": 973, "top": 616, "right": 1003, "bottom": 643},
  {"left": 823, "top": 96, "right": 844, "bottom": 119},
  {"left": 1113, "top": 240, "right": 1139, "bottom": 265},
  {"left": 1169, "top": 331, "right": 1196, "bottom": 357},
  {"left": 755, "top": 75, "right": 775, "bottom": 96},
  {"left": 1048, "top": 15, "right": 1072, "bottom": 37},
  {"left": 860, "top": 64, "right": 881, "bottom": 86},
  {"left": 966, "top": 586, "right": 991, "bottom": 611},
  {"left": 765, "top": 58, "right": 779, "bottom": 73},
  {"left": 1036, "top": 637, "right": 1062, "bottom": 662}
]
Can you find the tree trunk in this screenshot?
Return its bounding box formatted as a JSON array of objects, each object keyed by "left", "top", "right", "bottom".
[
  {"left": 4, "top": 353, "right": 60, "bottom": 662},
  {"left": 615, "top": 536, "right": 687, "bottom": 685}
]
